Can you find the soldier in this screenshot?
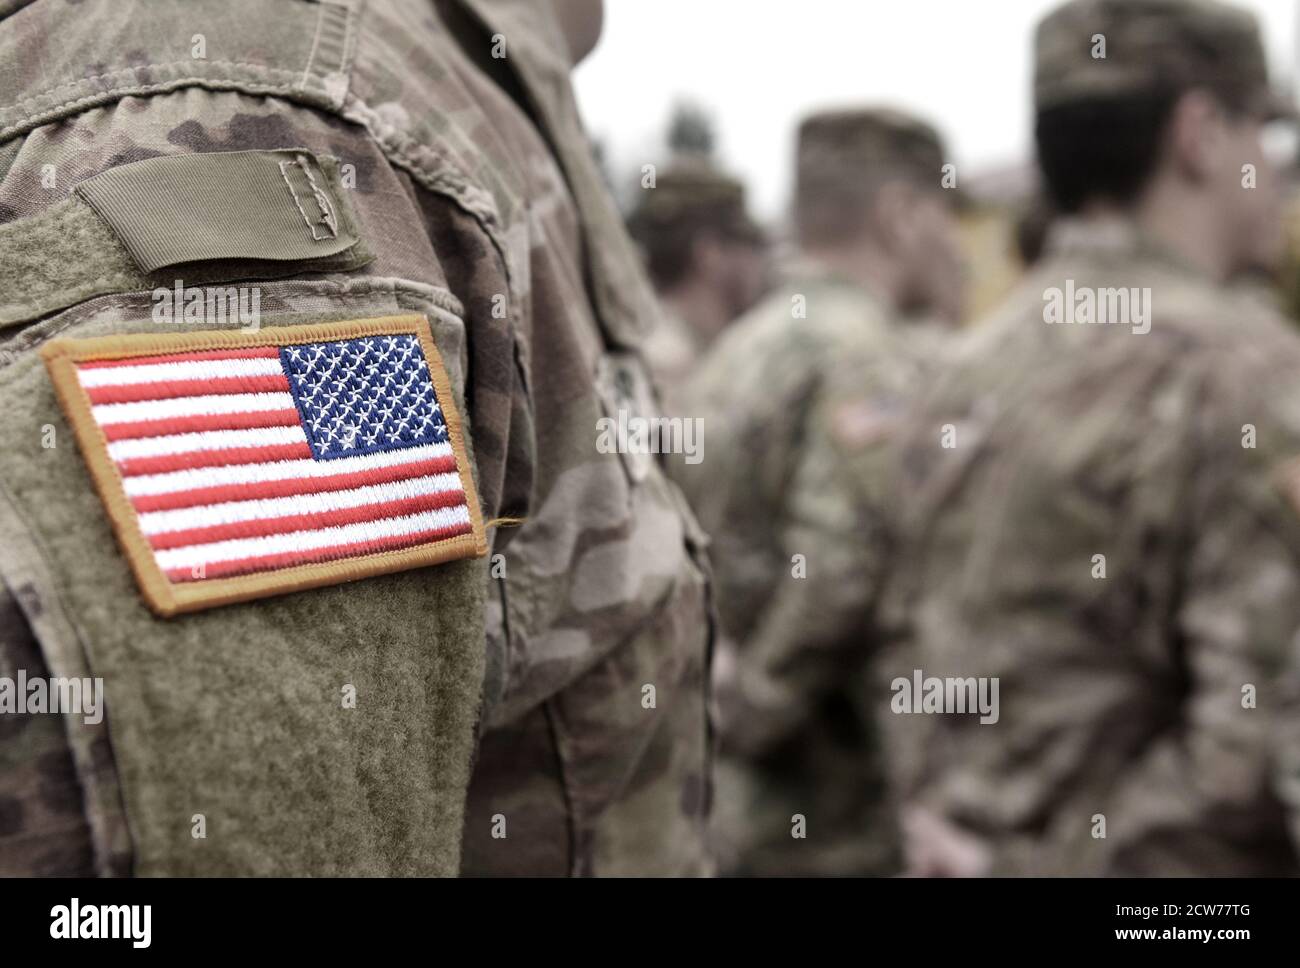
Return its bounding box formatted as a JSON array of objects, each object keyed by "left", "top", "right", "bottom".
[
  {"left": 674, "top": 108, "right": 964, "bottom": 875},
  {"left": 627, "top": 159, "right": 768, "bottom": 412},
  {"left": 0, "top": 0, "right": 710, "bottom": 876},
  {"left": 882, "top": 0, "right": 1300, "bottom": 875}
]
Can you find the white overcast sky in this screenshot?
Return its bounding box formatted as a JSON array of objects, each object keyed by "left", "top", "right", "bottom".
[{"left": 574, "top": 0, "right": 1298, "bottom": 220}]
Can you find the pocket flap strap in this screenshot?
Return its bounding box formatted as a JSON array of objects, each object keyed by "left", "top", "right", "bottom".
[{"left": 0, "top": 149, "right": 371, "bottom": 328}]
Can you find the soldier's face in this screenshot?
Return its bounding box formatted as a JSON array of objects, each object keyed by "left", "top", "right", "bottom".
[
  {"left": 706, "top": 237, "right": 770, "bottom": 321},
  {"left": 725, "top": 241, "right": 772, "bottom": 318},
  {"left": 902, "top": 194, "right": 966, "bottom": 324},
  {"left": 1220, "top": 114, "right": 1288, "bottom": 275}
]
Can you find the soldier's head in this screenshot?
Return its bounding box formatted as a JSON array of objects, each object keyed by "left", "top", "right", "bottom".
[
  {"left": 1034, "top": 0, "right": 1294, "bottom": 277},
  {"left": 794, "top": 108, "right": 965, "bottom": 323},
  {"left": 628, "top": 161, "right": 769, "bottom": 325}
]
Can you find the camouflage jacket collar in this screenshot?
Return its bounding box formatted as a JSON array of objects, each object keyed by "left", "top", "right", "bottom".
[
  {"left": 780, "top": 256, "right": 891, "bottom": 310},
  {"left": 1044, "top": 215, "right": 1208, "bottom": 282}
]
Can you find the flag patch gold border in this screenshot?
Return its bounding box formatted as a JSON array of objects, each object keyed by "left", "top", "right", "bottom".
[{"left": 41, "top": 314, "right": 488, "bottom": 617}]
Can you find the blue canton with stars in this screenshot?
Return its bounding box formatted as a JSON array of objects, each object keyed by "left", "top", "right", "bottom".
[{"left": 280, "top": 335, "right": 449, "bottom": 461}]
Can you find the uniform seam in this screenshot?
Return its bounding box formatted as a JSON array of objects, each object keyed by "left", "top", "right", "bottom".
[
  {"left": 1, "top": 62, "right": 305, "bottom": 123},
  {"left": 278, "top": 155, "right": 339, "bottom": 241},
  {"left": 299, "top": 3, "right": 329, "bottom": 91},
  {"left": 542, "top": 699, "right": 581, "bottom": 877}
]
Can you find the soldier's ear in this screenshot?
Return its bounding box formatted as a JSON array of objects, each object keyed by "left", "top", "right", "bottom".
[
  {"left": 690, "top": 232, "right": 729, "bottom": 278},
  {"left": 1165, "top": 89, "right": 1227, "bottom": 185},
  {"left": 871, "top": 180, "right": 919, "bottom": 251}
]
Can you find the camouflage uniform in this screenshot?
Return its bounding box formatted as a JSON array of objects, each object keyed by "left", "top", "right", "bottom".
[
  {"left": 0, "top": 0, "right": 710, "bottom": 876},
  {"left": 627, "top": 161, "right": 764, "bottom": 410},
  {"left": 879, "top": 0, "right": 1300, "bottom": 875},
  {"left": 675, "top": 110, "right": 952, "bottom": 875}
]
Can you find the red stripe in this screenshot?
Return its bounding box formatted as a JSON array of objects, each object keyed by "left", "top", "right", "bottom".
[
  {"left": 116, "top": 443, "right": 313, "bottom": 477},
  {"left": 165, "top": 520, "right": 475, "bottom": 582},
  {"left": 101, "top": 409, "right": 301, "bottom": 441},
  {"left": 77, "top": 347, "right": 282, "bottom": 369},
  {"left": 147, "top": 490, "right": 467, "bottom": 550},
  {"left": 129, "top": 455, "right": 459, "bottom": 512},
  {"left": 86, "top": 374, "right": 290, "bottom": 405}
]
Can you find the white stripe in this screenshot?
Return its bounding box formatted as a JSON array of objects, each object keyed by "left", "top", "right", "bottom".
[
  {"left": 123, "top": 442, "right": 453, "bottom": 496},
  {"left": 77, "top": 356, "right": 284, "bottom": 388},
  {"left": 107, "top": 425, "right": 307, "bottom": 461},
  {"left": 93, "top": 392, "right": 296, "bottom": 426},
  {"left": 139, "top": 473, "right": 464, "bottom": 534},
  {"left": 154, "top": 505, "right": 472, "bottom": 571}
]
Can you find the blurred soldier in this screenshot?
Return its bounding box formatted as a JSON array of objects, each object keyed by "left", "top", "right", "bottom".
[
  {"left": 628, "top": 160, "right": 768, "bottom": 411},
  {"left": 0, "top": 0, "right": 710, "bottom": 876},
  {"left": 883, "top": 0, "right": 1300, "bottom": 875},
  {"left": 675, "top": 108, "right": 964, "bottom": 875}
]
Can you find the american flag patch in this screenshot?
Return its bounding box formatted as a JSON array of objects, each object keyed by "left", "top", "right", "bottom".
[{"left": 41, "top": 315, "right": 486, "bottom": 616}]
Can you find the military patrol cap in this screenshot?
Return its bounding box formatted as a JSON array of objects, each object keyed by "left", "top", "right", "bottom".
[
  {"left": 1035, "top": 0, "right": 1292, "bottom": 118},
  {"left": 628, "top": 160, "right": 763, "bottom": 247}
]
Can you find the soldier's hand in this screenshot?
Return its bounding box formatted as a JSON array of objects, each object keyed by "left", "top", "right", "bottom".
[{"left": 902, "top": 805, "right": 993, "bottom": 877}]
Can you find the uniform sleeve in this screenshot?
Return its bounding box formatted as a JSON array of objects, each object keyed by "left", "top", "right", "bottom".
[
  {"left": 716, "top": 369, "right": 893, "bottom": 758},
  {"left": 0, "top": 89, "right": 493, "bottom": 875},
  {"left": 1088, "top": 387, "right": 1300, "bottom": 874}
]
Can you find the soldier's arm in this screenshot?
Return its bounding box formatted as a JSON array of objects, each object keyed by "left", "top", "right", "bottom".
[
  {"left": 716, "top": 380, "right": 888, "bottom": 758},
  {"left": 0, "top": 87, "right": 502, "bottom": 874},
  {"left": 1087, "top": 394, "right": 1300, "bottom": 874}
]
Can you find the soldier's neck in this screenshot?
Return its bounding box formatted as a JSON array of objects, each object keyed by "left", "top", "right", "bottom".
[
  {"left": 1126, "top": 184, "right": 1232, "bottom": 282},
  {"left": 800, "top": 244, "right": 901, "bottom": 310},
  {"left": 661, "top": 279, "right": 737, "bottom": 346}
]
